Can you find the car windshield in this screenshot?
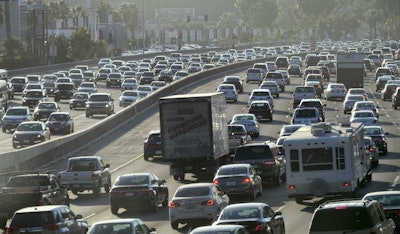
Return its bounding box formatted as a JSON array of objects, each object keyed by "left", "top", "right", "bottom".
[
  {"left": 38, "top": 103, "right": 56, "bottom": 109},
  {"left": 310, "top": 208, "right": 372, "bottom": 231},
  {"left": 116, "top": 175, "right": 149, "bottom": 185},
  {"left": 90, "top": 95, "right": 109, "bottom": 101},
  {"left": 363, "top": 194, "right": 400, "bottom": 206},
  {"left": 26, "top": 91, "right": 43, "bottom": 98},
  {"left": 10, "top": 211, "right": 55, "bottom": 227},
  {"left": 364, "top": 128, "right": 381, "bottom": 135},
  {"left": 49, "top": 114, "right": 68, "bottom": 121},
  {"left": 220, "top": 207, "right": 260, "bottom": 220},
  {"left": 295, "top": 109, "right": 317, "bottom": 118},
  {"left": 6, "top": 109, "right": 27, "bottom": 116},
  {"left": 73, "top": 94, "right": 88, "bottom": 99},
  {"left": 123, "top": 91, "right": 138, "bottom": 97},
  {"left": 17, "top": 123, "right": 42, "bottom": 131},
  {"left": 90, "top": 223, "right": 132, "bottom": 234},
  {"left": 175, "top": 186, "right": 210, "bottom": 197}
]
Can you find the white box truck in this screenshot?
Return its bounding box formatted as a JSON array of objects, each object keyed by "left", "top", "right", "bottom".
[
  {"left": 159, "top": 93, "right": 230, "bottom": 181},
  {"left": 283, "top": 122, "right": 372, "bottom": 204}
]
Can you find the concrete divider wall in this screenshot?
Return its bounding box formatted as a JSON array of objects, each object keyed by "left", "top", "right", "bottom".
[{"left": 0, "top": 55, "right": 285, "bottom": 171}]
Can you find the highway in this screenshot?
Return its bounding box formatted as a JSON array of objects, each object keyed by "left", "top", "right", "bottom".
[{"left": 1, "top": 62, "right": 400, "bottom": 233}]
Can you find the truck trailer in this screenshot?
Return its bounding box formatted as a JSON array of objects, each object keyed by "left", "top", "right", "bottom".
[
  {"left": 336, "top": 52, "right": 365, "bottom": 89},
  {"left": 159, "top": 93, "right": 230, "bottom": 181}
]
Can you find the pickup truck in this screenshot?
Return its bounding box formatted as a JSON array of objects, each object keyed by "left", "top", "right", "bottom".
[
  {"left": 0, "top": 171, "right": 69, "bottom": 228},
  {"left": 57, "top": 156, "right": 111, "bottom": 197}
]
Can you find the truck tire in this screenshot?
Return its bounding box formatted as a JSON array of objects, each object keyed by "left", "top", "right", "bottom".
[
  {"left": 111, "top": 204, "right": 119, "bottom": 215},
  {"left": 12, "top": 142, "right": 18, "bottom": 149},
  {"left": 171, "top": 222, "right": 178, "bottom": 230},
  {"left": 162, "top": 192, "right": 169, "bottom": 207},
  {"left": 143, "top": 153, "right": 149, "bottom": 161}
]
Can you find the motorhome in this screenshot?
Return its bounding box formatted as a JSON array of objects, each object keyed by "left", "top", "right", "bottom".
[{"left": 284, "top": 122, "right": 371, "bottom": 204}]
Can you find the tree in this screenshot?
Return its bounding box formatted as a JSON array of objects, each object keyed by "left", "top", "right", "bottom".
[
  {"left": 69, "top": 28, "right": 95, "bottom": 61},
  {"left": 234, "top": 0, "right": 278, "bottom": 28},
  {"left": 43, "top": 0, "right": 70, "bottom": 19},
  {"left": 217, "top": 12, "right": 237, "bottom": 29},
  {"left": 53, "top": 34, "right": 72, "bottom": 63}
]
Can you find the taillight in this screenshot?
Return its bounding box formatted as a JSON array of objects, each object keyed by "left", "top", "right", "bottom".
[
  {"left": 6, "top": 227, "right": 19, "bottom": 234},
  {"left": 213, "top": 179, "right": 220, "bottom": 185},
  {"left": 201, "top": 199, "right": 214, "bottom": 206},
  {"left": 242, "top": 177, "right": 251, "bottom": 184},
  {"left": 169, "top": 201, "right": 180, "bottom": 208},
  {"left": 368, "top": 148, "right": 376, "bottom": 152},
  {"left": 343, "top": 182, "right": 350, "bottom": 187},
  {"left": 255, "top": 224, "right": 266, "bottom": 231},
  {"left": 288, "top": 185, "right": 295, "bottom": 190},
  {"left": 43, "top": 224, "right": 59, "bottom": 231},
  {"left": 263, "top": 159, "right": 276, "bottom": 167}
]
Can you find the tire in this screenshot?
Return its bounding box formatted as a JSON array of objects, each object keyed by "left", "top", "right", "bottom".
[
  {"left": 171, "top": 222, "right": 178, "bottom": 230},
  {"left": 71, "top": 189, "right": 78, "bottom": 195},
  {"left": 64, "top": 195, "right": 70, "bottom": 207},
  {"left": 394, "top": 105, "right": 398, "bottom": 110},
  {"left": 249, "top": 186, "right": 257, "bottom": 201},
  {"left": 162, "top": 192, "right": 169, "bottom": 207},
  {"left": 93, "top": 186, "right": 101, "bottom": 197},
  {"left": 173, "top": 173, "right": 184, "bottom": 181},
  {"left": 111, "top": 204, "right": 119, "bottom": 215},
  {"left": 104, "top": 183, "right": 111, "bottom": 193},
  {"left": 12, "top": 142, "right": 18, "bottom": 149},
  {"left": 366, "top": 173, "right": 372, "bottom": 182},
  {"left": 383, "top": 148, "right": 388, "bottom": 155},
  {"left": 143, "top": 154, "right": 149, "bottom": 161}
]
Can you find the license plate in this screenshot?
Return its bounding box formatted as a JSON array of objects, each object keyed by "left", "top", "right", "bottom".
[
  {"left": 54, "top": 128, "right": 59, "bottom": 131},
  {"left": 125, "top": 192, "right": 134, "bottom": 196},
  {"left": 23, "top": 140, "right": 30, "bottom": 143},
  {"left": 257, "top": 115, "right": 263, "bottom": 118},
  {"left": 155, "top": 150, "right": 161, "bottom": 154},
  {"left": 227, "top": 181, "right": 236, "bottom": 186},
  {"left": 186, "top": 204, "right": 195, "bottom": 209},
  {"left": 77, "top": 103, "right": 83, "bottom": 106}
]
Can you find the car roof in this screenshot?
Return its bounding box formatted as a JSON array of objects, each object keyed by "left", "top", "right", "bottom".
[
  {"left": 218, "top": 163, "right": 251, "bottom": 169},
  {"left": 16, "top": 205, "right": 68, "bottom": 213},
  {"left": 363, "top": 191, "right": 400, "bottom": 198},
  {"left": 176, "top": 182, "right": 214, "bottom": 189},
  {"left": 223, "top": 202, "right": 268, "bottom": 210},
  {"left": 91, "top": 218, "right": 143, "bottom": 225},
  {"left": 191, "top": 224, "right": 245, "bottom": 232}
]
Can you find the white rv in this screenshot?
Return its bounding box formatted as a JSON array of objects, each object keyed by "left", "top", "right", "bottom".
[{"left": 283, "top": 122, "right": 371, "bottom": 204}]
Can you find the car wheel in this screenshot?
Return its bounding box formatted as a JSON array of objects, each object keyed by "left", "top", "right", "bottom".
[
  {"left": 64, "top": 195, "right": 70, "bottom": 207},
  {"left": 171, "top": 222, "right": 178, "bottom": 230},
  {"left": 104, "top": 183, "right": 110, "bottom": 193},
  {"left": 111, "top": 204, "right": 119, "bottom": 215},
  {"left": 143, "top": 154, "right": 149, "bottom": 161},
  {"left": 383, "top": 148, "right": 388, "bottom": 155},
  {"left": 258, "top": 183, "right": 263, "bottom": 197},
  {"left": 71, "top": 189, "right": 78, "bottom": 195},
  {"left": 93, "top": 186, "right": 101, "bottom": 197},
  {"left": 249, "top": 186, "right": 257, "bottom": 201},
  {"left": 394, "top": 105, "right": 398, "bottom": 110},
  {"left": 276, "top": 93, "right": 279, "bottom": 98},
  {"left": 12, "top": 142, "right": 18, "bottom": 149},
  {"left": 162, "top": 192, "right": 169, "bottom": 207}
]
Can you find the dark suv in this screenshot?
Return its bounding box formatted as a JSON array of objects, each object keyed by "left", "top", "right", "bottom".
[
  {"left": 392, "top": 86, "right": 400, "bottom": 109},
  {"left": 233, "top": 142, "right": 285, "bottom": 185},
  {"left": 85, "top": 93, "right": 114, "bottom": 117},
  {"left": 248, "top": 100, "right": 273, "bottom": 122},
  {"left": 309, "top": 199, "right": 396, "bottom": 234},
  {"left": 143, "top": 130, "right": 162, "bottom": 161}
]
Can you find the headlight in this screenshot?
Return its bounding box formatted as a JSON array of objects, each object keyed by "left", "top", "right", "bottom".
[{"left": 105, "top": 104, "right": 109, "bottom": 108}]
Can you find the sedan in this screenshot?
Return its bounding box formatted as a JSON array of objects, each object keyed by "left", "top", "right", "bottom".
[
  {"left": 169, "top": 183, "right": 230, "bottom": 230},
  {"left": 213, "top": 164, "right": 263, "bottom": 200},
  {"left": 77, "top": 82, "right": 97, "bottom": 94},
  {"left": 278, "top": 124, "right": 305, "bottom": 137},
  {"left": 121, "top": 78, "right": 138, "bottom": 91},
  {"left": 213, "top": 203, "right": 285, "bottom": 234},
  {"left": 230, "top": 120, "right": 259, "bottom": 138},
  {"left": 190, "top": 225, "right": 249, "bottom": 234},
  {"left": 109, "top": 173, "right": 169, "bottom": 214},
  {"left": 323, "top": 83, "right": 347, "bottom": 101},
  {"left": 33, "top": 101, "right": 60, "bottom": 121},
  {"left": 343, "top": 95, "right": 366, "bottom": 114},
  {"left": 223, "top": 76, "right": 244, "bottom": 93},
  {"left": 217, "top": 84, "right": 238, "bottom": 102},
  {"left": 12, "top": 121, "right": 50, "bottom": 148},
  {"left": 45, "top": 112, "right": 74, "bottom": 134},
  {"left": 69, "top": 92, "right": 89, "bottom": 110},
  {"left": 350, "top": 110, "right": 378, "bottom": 126},
  {"left": 87, "top": 218, "right": 157, "bottom": 234},
  {"left": 362, "top": 191, "right": 400, "bottom": 233},
  {"left": 381, "top": 83, "right": 399, "bottom": 101},
  {"left": 363, "top": 125, "right": 389, "bottom": 155},
  {"left": 119, "top": 90, "right": 141, "bottom": 107},
  {"left": 136, "top": 85, "right": 153, "bottom": 97}
]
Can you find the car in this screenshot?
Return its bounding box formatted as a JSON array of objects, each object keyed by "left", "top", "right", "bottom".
[
  {"left": 222, "top": 76, "right": 244, "bottom": 93},
  {"left": 109, "top": 172, "right": 169, "bottom": 214},
  {"left": 136, "top": 85, "right": 153, "bottom": 97},
  {"left": 54, "top": 83, "right": 75, "bottom": 101},
  {"left": 304, "top": 81, "right": 322, "bottom": 98},
  {"left": 253, "top": 63, "right": 268, "bottom": 77},
  {"left": 22, "top": 82, "right": 45, "bottom": 97},
  {"left": 392, "top": 86, "right": 400, "bottom": 109},
  {"left": 42, "top": 82, "right": 58, "bottom": 96},
  {"left": 45, "top": 112, "right": 74, "bottom": 134},
  {"left": 381, "top": 83, "right": 399, "bottom": 101},
  {"left": 298, "top": 98, "right": 326, "bottom": 121},
  {"left": 172, "top": 70, "right": 189, "bottom": 81},
  {"left": 69, "top": 73, "right": 83, "bottom": 87},
  {"left": 233, "top": 142, "right": 285, "bottom": 185},
  {"left": 21, "top": 89, "right": 47, "bottom": 108},
  {"left": 122, "top": 70, "right": 136, "bottom": 79},
  {"left": 364, "top": 136, "right": 379, "bottom": 168},
  {"left": 106, "top": 72, "right": 123, "bottom": 87},
  {"left": 150, "top": 81, "right": 166, "bottom": 91},
  {"left": 363, "top": 125, "right": 389, "bottom": 155},
  {"left": 190, "top": 224, "right": 249, "bottom": 234},
  {"left": 77, "top": 82, "right": 97, "bottom": 94},
  {"left": 278, "top": 124, "right": 305, "bottom": 137},
  {"left": 6, "top": 205, "right": 88, "bottom": 234},
  {"left": 119, "top": 90, "right": 141, "bottom": 107},
  {"left": 351, "top": 100, "right": 379, "bottom": 118},
  {"left": 343, "top": 94, "right": 366, "bottom": 114},
  {"left": 245, "top": 68, "right": 263, "bottom": 83},
  {"left": 96, "top": 67, "right": 113, "bottom": 80},
  {"left": 158, "top": 70, "right": 174, "bottom": 82},
  {"left": 33, "top": 101, "right": 60, "bottom": 121},
  {"left": 291, "top": 86, "right": 317, "bottom": 108},
  {"left": 188, "top": 62, "right": 202, "bottom": 73},
  {"left": 213, "top": 203, "right": 285, "bottom": 234},
  {"left": 85, "top": 93, "right": 115, "bottom": 117},
  {"left": 143, "top": 130, "right": 162, "bottom": 161},
  {"left": 25, "top": 74, "right": 41, "bottom": 83},
  {"left": 350, "top": 110, "right": 379, "bottom": 126},
  {"left": 213, "top": 163, "right": 263, "bottom": 200},
  {"left": 121, "top": 78, "right": 138, "bottom": 91},
  {"left": 82, "top": 70, "right": 96, "bottom": 82},
  {"left": 304, "top": 74, "right": 324, "bottom": 89},
  {"left": 69, "top": 92, "right": 89, "bottom": 110},
  {"left": 10, "top": 76, "right": 29, "bottom": 92},
  {"left": 1, "top": 106, "right": 32, "bottom": 133},
  {"left": 87, "top": 218, "right": 157, "bottom": 234},
  {"left": 12, "top": 121, "right": 50, "bottom": 148},
  {"left": 346, "top": 87, "right": 368, "bottom": 100},
  {"left": 248, "top": 100, "right": 273, "bottom": 122},
  {"left": 217, "top": 84, "right": 238, "bottom": 102},
  {"left": 323, "top": 83, "right": 347, "bottom": 101},
  {"left": 169, "top": 183, "right": 230, "bottom": 230},
  {"left": 375, "top": 67, "right": 392, "bottom": 80},
  {"left": 275, "top": 56, "right": 289, "bottom": 69},
  {"left": 230, "top": 114, "right": 259, "bottom": 138},
  {"left": 98, "top": 57, "right": 112, "bottom": 68},
  {"left": 259, "top": 80, "right": 279, "bottom": 97},
  {"left": 248, "top": 89, "right": 274, "bottom": 107},
  {"left": 362, "top": 191, "right": 400, "bottom": 233},
  {"left": 291, "top": 107, "right": 322, "bottom": 124},
  {"left": 42, "top": 74, "right": 58, "bottom": 84},
  {"left": 264, "top": 71, "right": 285, "bottom": 91},
  {"left": 375, "top": 75, "right": 393, "bottom": 91},
  {"left": 228, "top": 124, "right": 251, "bottom": 154},
  {"left": 309, "top": 199, "right": 396, "bottom": 234},
  {"left": 139, "top": 71, "right": 156, "bottom": 85},
  {"left": 277, "top": 69, "right": 290, "bottom": 85},
  {"left": 287, "top": 64, "right": 302, "bottom": 77}
]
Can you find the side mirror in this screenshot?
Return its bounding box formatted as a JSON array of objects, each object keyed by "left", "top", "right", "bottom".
[{"left": 75, "top": 214, "right": 83, "bottom": 220}]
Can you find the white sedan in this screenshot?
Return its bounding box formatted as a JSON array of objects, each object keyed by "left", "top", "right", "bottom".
[{"left": 350, "top": 110, "right": 378, "bottom": 126}]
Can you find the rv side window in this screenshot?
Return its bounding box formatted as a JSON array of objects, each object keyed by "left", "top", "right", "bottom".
[
  {"left": 302, "top": 148, "right": 333, "bottom": 171},
  {"left": 336, "top": 147, "right": 345, "bottom": 170},
  {"left": 290, "top": 150, "right": 299, "bottom": 172}
]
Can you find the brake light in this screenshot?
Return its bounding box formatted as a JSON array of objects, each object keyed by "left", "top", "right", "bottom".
[
  {"left": 43, "top": 224, "right": 59, "bottom": 231},
  {"left": 6, "top": 227, "right": 19, "bottom": 234},
  {"left": 263, "top": 159, "right": 276, "bottom": 167},
  {"left": 201, "top": 199, "right": 214, "bottom": 206},
  {"left": 343, "top": 182, "right": 350, "bottom": 187},
  {"left": 255, "top": 224, "right": 266, "bottom": 231},
  {"left": 288, "top": 185, "right": 295, "bottom": 190},
  {"left": 242, "top": 177, "right": 251, "bottom": 184},
  {"left": 335, "top": 206, "right": 348, "bottom": 210},
  {"left": 368, "top": 148, "right": 376, "bottom": 152},
  {"left": 397, "top": 211, "right": 400, "bottom": 218},
  {"left": 169, "top": 201, "right": 180, "bottom": 208},
  {"left": 213, "top": 179, "right": 220, "bottom": 185}
]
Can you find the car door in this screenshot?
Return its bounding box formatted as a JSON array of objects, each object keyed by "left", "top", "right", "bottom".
[
  {"left": 263, "top": 206, "right": 283, "bottom": 233},
  {"left": 59, "top": 207, "right": 82, "bottom": 234}
]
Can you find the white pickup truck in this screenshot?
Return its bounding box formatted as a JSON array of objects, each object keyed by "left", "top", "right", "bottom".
[{"left": 57, "top": 156, "right": 111, "bottom": 197}]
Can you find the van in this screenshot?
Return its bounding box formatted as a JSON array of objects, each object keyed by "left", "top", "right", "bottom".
[
  {"left": 246, "top": 68, "right": 263, "bottom": 83},
  {"left": 275, "top": 56, "right": 289, "bottom": 69}
]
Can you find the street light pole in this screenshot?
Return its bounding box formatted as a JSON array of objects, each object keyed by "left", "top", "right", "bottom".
[{"left": 142, "top": 0, "right": 145, "bottom": 54}]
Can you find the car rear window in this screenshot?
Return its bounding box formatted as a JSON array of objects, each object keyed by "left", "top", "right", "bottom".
[
  {"left": 11, "top": 211, "right": 55, "bottom": 227},
  {"left": 217, "top": 166, "right": 248, "bottom": 176},
  {"left": 148, "top": 133, "right": 161, "bottom": 142},
  {"left": 310, "top": 207, "right": 372, "bottom": 231},
  {"left": 295, "top": 87, "right": 315, "bottom": 93},
  {"left": 175, "top": 186, "right": 210, "bottom": 197},
  {"left": 235, "top": 145, "right": 273, "bottom": 160},
  {"left": 295, "top": 109, "right": 317, "bottom": 118}
]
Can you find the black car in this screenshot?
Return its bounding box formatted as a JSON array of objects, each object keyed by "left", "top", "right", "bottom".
[
  {"left": 69, "top": 92, "right": 89, "bottom": 110},
  {"left": 12, "top": 121, "right": 50, "bottom": 148},
  {"left": 381, "top": 84, "right": 399, "bottom": 101},
  {"left": 54, "top": 83, "right": 75, "bottom": 101},
  {"left": 214, "top": 203, "right": 285, "bottom": 234},
  {"left": 33, "top": 101, "right": 60, "bottom": 121},
  {"left": 106, "top": 72, "right": 122, "bottom": 87},
  {"left": 248, "top": 100, "right": 273, "bottom": 122},
  {"left": 223, "top": 76, "right": 244, "bottom": 93},
  {"left": 42, "top": 82, "right": 58, "bottom": 96},
  {"left": 143, "top": 130, "right": 162, "bottom": 161},
  {"left": 158, "top": 70, "right": 173, "bottom": 82},
  {"left": 233, "top": 142, "right": 286, "bottom": 185},
  {"left": 375, "top": 76, "right": 392, "bottom": 92},
  {"left": 363, "top": 126, "right": 388, "bottom": 155},
  {"left": 109, "top": 172, "right": 169, "bottom": 214},
  {"left": 21, "top": 89, "right": 47, "bottom": 108},
  {"left": 392, "top": 87, "right": 400, "bottom": 109},
  {"left": 287, "top": 64, "right": 302, "bottom": 77},
  {"left": 139, "top": 71, "right": 156, "bottom": 85}
]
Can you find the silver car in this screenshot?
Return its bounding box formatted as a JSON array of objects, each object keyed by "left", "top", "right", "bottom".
[
  {"left": 259, "top": 81, "right": 279, "bottom": 97},
  {"left": 169, "top": 183, "right": 230, "bottom": 230},
  {"left": 119, "top": 90, "right": 141, "bottom": 107},
  {"left": 217, "top": 84, "right": 238, "bottom": 102}
]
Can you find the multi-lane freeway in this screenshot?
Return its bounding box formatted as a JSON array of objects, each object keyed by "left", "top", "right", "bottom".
[{"left": 2, "top": 59, "right": 400, "bottom": 233}]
